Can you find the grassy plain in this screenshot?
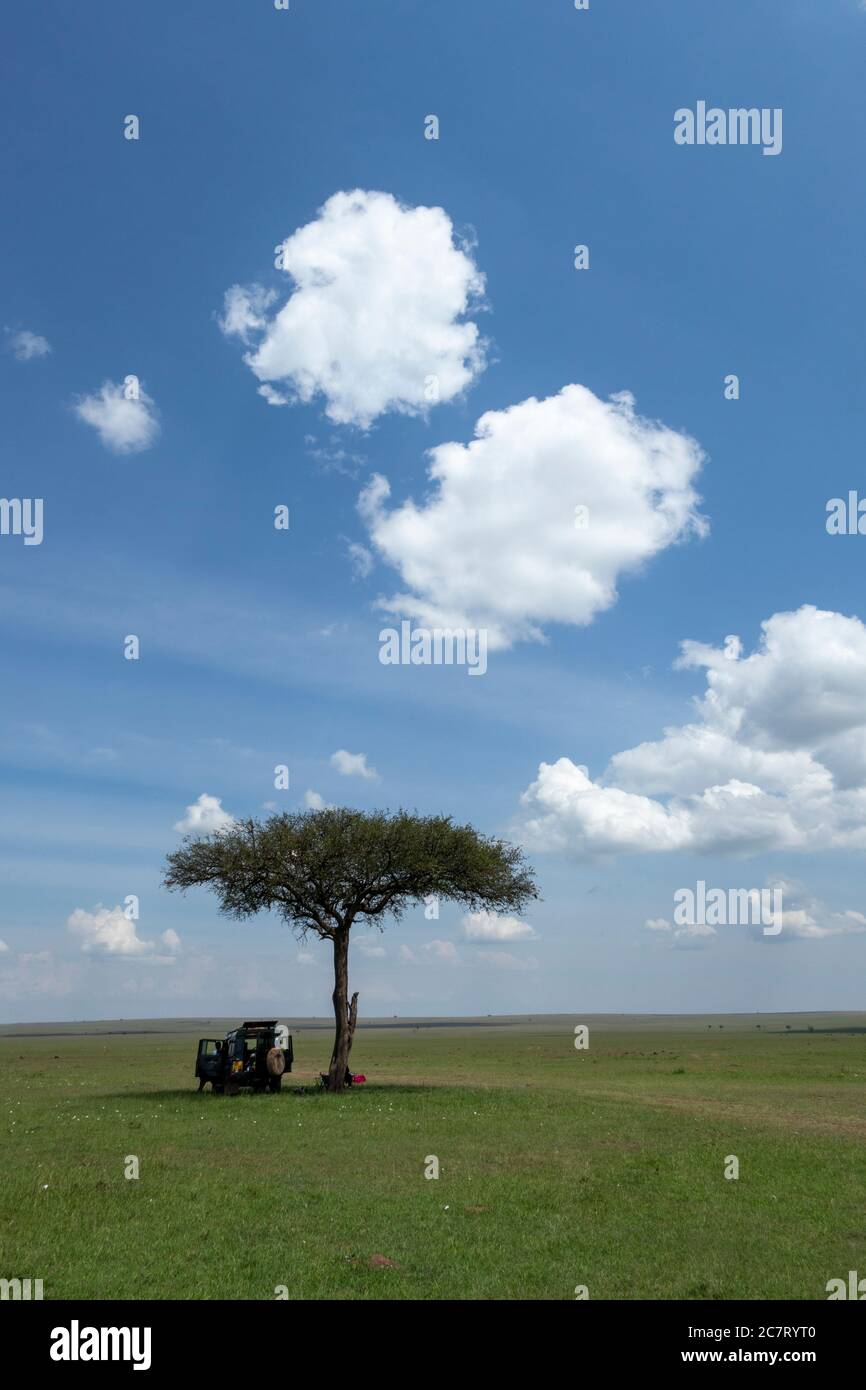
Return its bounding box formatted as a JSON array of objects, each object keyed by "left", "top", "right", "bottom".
[{"left": 2, "top": 1012, "right": 865, "bottom": 1300}]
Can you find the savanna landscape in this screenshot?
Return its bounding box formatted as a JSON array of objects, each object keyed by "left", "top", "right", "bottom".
[
  {"left": 3, "top": 1012, "right": 865, "bottom": 1301},
  {"left": 5, "top": 0, "right": 866, "bottom": 1342}
]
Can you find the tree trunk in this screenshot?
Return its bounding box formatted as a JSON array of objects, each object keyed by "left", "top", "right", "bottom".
[{"left": 328, "top": 929, "right": 358, "bottom": 1092}]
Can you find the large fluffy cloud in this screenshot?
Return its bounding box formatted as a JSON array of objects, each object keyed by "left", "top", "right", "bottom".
[
  {"left": 360, "top": 385, "right": 706, "bottom": 649},
  {"left": 174, "top": 793, "right": 235, "bottom": 834},
  {"left": 219, "top": 190, "right": 487, "bottom": 427},
  {"left": 518, "top": 606, "right": 866, "bottom": 857},
  {"left": 68, "top": 905, "right": 181, "bottom": 961}
]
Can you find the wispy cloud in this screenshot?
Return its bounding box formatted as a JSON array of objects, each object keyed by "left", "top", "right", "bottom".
[
  {"left": 346, "top": 541, "right": 374, "bottom": 579},
  {"left": 5, "top": 327, "right": 51, "bottom": 361},
  {"left": 644, "top": 917, "right": 716, "bottom": 951}
]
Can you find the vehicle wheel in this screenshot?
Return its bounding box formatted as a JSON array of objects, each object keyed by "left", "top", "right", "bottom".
[
  {"left": 212, "top": 1084, "right": 224, "bottom": 1095},
  {"left": 268, "top": 1077, "right": 282, "bottom": 1093},
  {"left": 266, "top": 1047, "right": 286, "bottom": 1078},
  {"left": 224, "top": 1082, "right": 238, "bottom": 1097}
]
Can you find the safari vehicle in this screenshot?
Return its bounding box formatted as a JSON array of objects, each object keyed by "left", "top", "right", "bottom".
[{"left": 195, "top": 1020, "right": 293, "bottom": 1095}]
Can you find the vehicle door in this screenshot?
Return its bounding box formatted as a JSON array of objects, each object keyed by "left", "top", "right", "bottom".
[{"left": 196, "top": 1039, "right": 224, "bottom": 1083}]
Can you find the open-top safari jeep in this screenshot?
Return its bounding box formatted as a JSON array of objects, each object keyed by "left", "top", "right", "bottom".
[{"left": 196, "top": 1020, "right": 293, "bottom": 1095}]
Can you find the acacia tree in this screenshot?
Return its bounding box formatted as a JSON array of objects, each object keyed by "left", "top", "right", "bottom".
[{"left": 164, "top": 807, "right": 538, "bottom": 1092}]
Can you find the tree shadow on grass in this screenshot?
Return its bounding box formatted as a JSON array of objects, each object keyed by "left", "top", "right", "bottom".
[
  {"left": 101, "top": 1082, "right": 443, "bottom": 1102},
  {"left": 288, "top": 1082, "right": 437, "bottom": 1098}
]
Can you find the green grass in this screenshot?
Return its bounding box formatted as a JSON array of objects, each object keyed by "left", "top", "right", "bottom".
[{"left": 2, "top": 1013, "right": 866, "bottom": 1300}]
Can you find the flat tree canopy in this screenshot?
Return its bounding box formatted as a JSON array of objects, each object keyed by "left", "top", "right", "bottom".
[{"left": 164, "top": 807, "right": 539, "bottom": 1091}]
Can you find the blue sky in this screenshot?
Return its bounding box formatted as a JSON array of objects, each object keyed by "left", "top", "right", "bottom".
[{"left": 3, "top": 0, "right": 866, "bottom": 1022}]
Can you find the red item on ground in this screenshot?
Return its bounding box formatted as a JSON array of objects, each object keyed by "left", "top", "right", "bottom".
[{"left": 352, "top": 1074, "right": 366, "bottom": 1084}]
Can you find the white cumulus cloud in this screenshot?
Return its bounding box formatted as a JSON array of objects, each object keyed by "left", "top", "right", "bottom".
[
  {"left": 359, "top": 385, "right": 706, "bottom": 649},
  {"left": 174, "top": 793, "right": 235, "bottom": 835},
  {"left": 649, "top": 879, "right": 866, "bottom": 947},
  {"left": 462, "top": 910, "right": 537, "bottom": 943},
  {"left": 330, "top": 750, "right": 379, "bottom": 780},
  {"left": 67, "top": 905, "right": 181, "bottom": 961},
  {"left": 219, "top": 189, "right": 487, "bottom": 428},
  {"left": 518, "top": 606, "right": 866, "bottom": 858},
  {"left": 750, "top": 880, "right": 866, "bottom": 944},
  {"left": 73, "top": 379, "right": 159, "bottom": 454}
]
